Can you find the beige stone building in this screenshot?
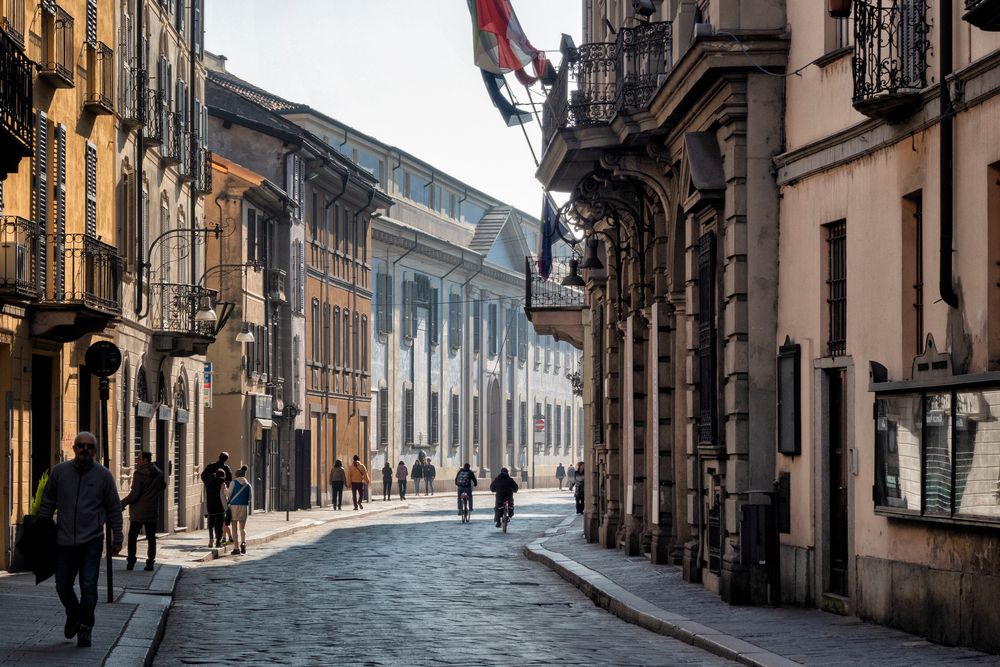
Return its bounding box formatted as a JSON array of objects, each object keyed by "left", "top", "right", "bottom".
[
  {"left": 776, "top": 0, "right": 1000, "bottom": 651},
  {"left": 535, "top": 0, "right": 1000, "bottom": 652}
]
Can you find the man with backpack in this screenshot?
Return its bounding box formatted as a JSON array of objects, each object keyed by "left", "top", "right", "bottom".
[{"left": 454, "top": 462, "right": 478, "bottom": 514}]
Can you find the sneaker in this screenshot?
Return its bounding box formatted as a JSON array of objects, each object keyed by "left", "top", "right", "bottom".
[
  {"left": 77, "top": 625, "right": 92, "bottom": 648},
  {"left": 231, "top": 548, "right": 240, "bottom": 556},
  {"left": 144, "top": 562, "right": 155, "bottom": 571},
  {"left": 63, "top": 616, "right": 79, "bottom": 639},
  {"left": 240, "top": 543, "right": 246, "bottom": 554}
]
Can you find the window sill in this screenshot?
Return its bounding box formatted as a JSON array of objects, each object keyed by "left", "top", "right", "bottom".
[
  {"left": 815, "top": 46, "right": 852, "bottom": 68},
  {"left": 875, "top": 506, "right": 1000, "bottom": 530}
]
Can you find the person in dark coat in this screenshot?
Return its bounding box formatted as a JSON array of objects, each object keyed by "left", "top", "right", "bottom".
[
  {"left": 381, "top": 462, "right": 393, "bottom": 501},
  {"left": 489, "top": 467, "right": 519, "bottom": 527},
  {"left": 37, "top": 432, "right": 123, "bottom": 648},
  {"left": 411, "top": 458, "right": 424, "bottom": 495},
  {"left": 423, "top": 460, "right": 436, "bottom": 495},
  {"left": 555, "top": 462, "right": 566, "bottom": 490},
  {"left": 201, "top": 451, "right": 233, "bottom": 487},
  {"left": 205, "top": 469, "right": 229, "bottom": 548},
  {"left": 120, "top": 451, "right": 166, "bottom": 571},
  {"left": 455, "top": 463, "right": 478, "bottom": 513},
  {"left": 574, "top": 462, "right": 585, "bottom": 514},
  {"left": 567, "top": 464, "right": 577, "bottom": 491}
]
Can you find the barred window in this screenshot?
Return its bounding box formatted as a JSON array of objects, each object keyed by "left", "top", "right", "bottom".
[{"left": 826, "top": 220, "right": 847, "bottom": 357}]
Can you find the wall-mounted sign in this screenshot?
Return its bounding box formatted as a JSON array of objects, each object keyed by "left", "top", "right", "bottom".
[
  {"left": 203, "top": 363, "right": 213, "bottom": 409},
  {"left": 533, "top": 418, "right": 545, "bottom": 432}
]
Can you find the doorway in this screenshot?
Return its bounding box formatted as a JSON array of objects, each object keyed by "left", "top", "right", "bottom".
[
  {"left": 487, "top": 379, "right": 502, "bottom": 477},
  {"left": 825, "top": 368, "right": 849, "bottom": 597},
  {"left": 253, "top": 429, "right": 269, "bottom": 511},
  {"left": 155, "top": 417, "right": 168, "bottom": 533},
  {"left": 30, "top": 355, "right": 53, "bottom": 495},
  {"left": 173, "top": 419, "right": 185, "bottom": 528}
]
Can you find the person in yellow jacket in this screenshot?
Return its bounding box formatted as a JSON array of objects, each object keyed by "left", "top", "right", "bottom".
[{"left": 347, "top": 455, "right": 371, "bottom": 510}]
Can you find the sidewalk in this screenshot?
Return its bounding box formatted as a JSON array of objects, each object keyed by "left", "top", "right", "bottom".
[
  {"left": 526, "top": 515, "right": 1000, "bottom": 667},
  {"left": 0, "top": 500, "right": 407, "bottom": 666}
]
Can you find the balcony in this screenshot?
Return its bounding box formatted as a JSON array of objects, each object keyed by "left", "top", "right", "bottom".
[
  {"left": 83, "top": 42, "right": 114, "bottom": 115},
  {"left": 195, "top": 148, "right": 213, "bottom": 194},
  {"left": 0, "top": 216, "right": 40, "bottom": 301},
  {"left": 964, "top": 0, "right": 1000, "bottom": 30},
  {"left": 31, "top": 234, "right": 123, "bottom": 341},
  {"left": 542, "top": 20, "right": 672, "bottom": 149},
  {"left": 524, "top": 255, "right": 585, "bottom": 349},
  {"left": 120, "top": 67, "right": 147, "bottom": 127},
  {"left": 0, "top": 27, "right": 33, "bottom": 177},
  {"left": 39, "top": 4, "right": 74, "bottom": 88},
  {"left": 267, "top": 268, "right": 287, "bottom": 304},
  {"left": 162, "top": 113, "right": 183, "bottom": 166},
  {"left": 149, "top": 282, "right": 218, "bottom": 356},
  {"left": 852, "top": 0, "right": 930, "bottom": 119},
  {"left": 143, "top": 90, "right": 164, "bottom": 145}
]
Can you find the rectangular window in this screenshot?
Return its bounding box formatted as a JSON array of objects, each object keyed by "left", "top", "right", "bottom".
[
  {"left": 473, "top": 396, "right": 480, "bottom": 444},
  {"left": 826, "top": 220, "right": 847, "bottom": 357},
  {"left": 451, "top": 394, "right": 460, "bottom": 448},
  {"left": 545, "top": 403, "right": 552, "bottom": 450},
  {"left": 343, "top": 309, "right": 351, "bottom": 369},
  {"left": 473, "top": 299, "right": 481, "bottom": 353},
  {"left": 429, "top": 288, "right": 439, "bottom": 345},
  {"left": 3, "top": 0, "right": 26, "bottom": 46},
  {"left": 85, "top": 142, "right": 97, "bottom": 237},
  {"left": 310, "top": 299, "right": 320, "bottom": 362},
  {"left": 322, "top": 304, "right": 331, "bottom": 365},
  {"left": 378, "top": 387, "right": 388, "bottom": 445},
  {"left": 404, "top": 386, "right": 414, "bottom": 444},
  {"left": 698, "top": 232, "right": 717, "bottom": 446},
  {"left": 402, "top": 279, "right": 414, "bottom": 339},
  {"left": 874, "top": 388, "right": 1000, "bottom": 523},
  {"left": 520, "top": 401, "right": 527, "bottom": 450},
  {"left": 448, "top": 292, "right": 462, "bottom": 349},
  {"left": 488, "top": 303, "right": 498, "bottom": 356},
  {"left": 554, "top": 405, "right": 561, "bottom": 452},
  {"left": 506, "top": 399, "right": 513, "bottom": 445},
  {"left": 361, "top": 316, "right": 368, "bottom": 371},
  {"left": 517, "top": 314, "right": 528, "bottom": 362},
  {"left": 430, "top": 391, "right": 439, "bottom": 445},
  {"left": 564, "top": 405, "right": 572, "bottom": 451},
  {"left": 332, "top": 307, "right": 341, "bottom": 367},
  {"left": 902, "top": 193, "right": 923, "bottom": 356}
]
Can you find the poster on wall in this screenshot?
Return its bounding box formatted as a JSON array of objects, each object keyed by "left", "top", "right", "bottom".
[{"left": 203, "top": 363, "right": 213, "bottom": 409}]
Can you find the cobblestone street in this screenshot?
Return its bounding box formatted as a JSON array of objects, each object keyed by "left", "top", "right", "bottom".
[{"left": 154, "top": 492, "right": 731, "bottom": 666}]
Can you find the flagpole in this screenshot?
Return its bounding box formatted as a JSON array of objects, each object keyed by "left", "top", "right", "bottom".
[
  {"left": 503, "top": 78, "right": 539, "bottom": 168},
  {"left": 523, "top": 85, "right": 544, "bottom": 128}
]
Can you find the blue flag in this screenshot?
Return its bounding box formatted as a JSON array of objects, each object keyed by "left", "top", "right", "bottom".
[{"left": 538, "top": 193, "right": 563, "bottom": 280}]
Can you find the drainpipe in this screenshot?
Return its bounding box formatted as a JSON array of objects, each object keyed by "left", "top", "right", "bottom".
[
  {"left": 939, "top": 0, "right": 959, "bottom": 308},
  {"left": 134, "top": 5, "right": 145, "bottom": 316},
  {"left": 189, "top": 7, "right": 198, "bottom": 288},
  {"left": 351, "top": 187, "right": 375, "bottom": 472}
]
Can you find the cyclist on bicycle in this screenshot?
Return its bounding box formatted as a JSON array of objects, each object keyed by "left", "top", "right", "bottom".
[
  {"left": 489, "top": 467, "right": 519, "bottom": 527},
  {"left": 455, "top": 463, "right": 478, "bottom": 515}
]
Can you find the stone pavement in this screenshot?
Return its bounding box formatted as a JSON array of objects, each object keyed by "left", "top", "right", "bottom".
[
  {"left": 527, "top": 514, "right": 1000, "bottom": 666},
  {"left": 0, "top": 558, "right": 178, "bottom": 666},
  {"left": 154, "top": 492, "right": 734, "bottom": 666}
]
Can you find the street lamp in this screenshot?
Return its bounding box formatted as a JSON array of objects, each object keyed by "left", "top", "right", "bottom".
[
  {"left": 193, "top": 293, "right": 218, "bottom": 323},
  {"left": 234, "top": 322, "right": 256, "bottom": 343}
]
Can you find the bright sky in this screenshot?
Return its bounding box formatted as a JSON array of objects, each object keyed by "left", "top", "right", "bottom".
[{"left": 204, "top": 1, "right": 582, "bottom": 217}]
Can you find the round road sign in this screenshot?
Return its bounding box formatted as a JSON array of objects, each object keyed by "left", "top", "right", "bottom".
[{"left": 85, "top": 341, "right": 122, "bottom": 378}]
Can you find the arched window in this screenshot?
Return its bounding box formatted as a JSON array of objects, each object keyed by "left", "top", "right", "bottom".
[
  {"left": 322, "top": 303, "right": 331, "bottom": 364},
  {"left": 134, "top": 368, "right": 149, "bottom": 458},
  {"left": 310, "top": 298, "right": 320, "bottom": 361},
  {"left": 352, "top": 312, "right": 359, "bottom": 374},
  {"left": 343, "top": 309, "right": 351, "bottom": 369}
]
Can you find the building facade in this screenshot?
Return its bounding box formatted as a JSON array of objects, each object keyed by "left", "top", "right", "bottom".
[
  {"left": 278, "top": 111, "right": 584, "bottom": 492},
  {"left": 1, "top": 0, "right": 124, "bottom": 567},
  {"left": 204, "top": 56, "right": 390, "bottom": 509},
  {"left": 775, "top": 0, "right": 1000, "bottom": 651},
  {"left": 114, "top": 0, "right": 210, "bottom": 533}
]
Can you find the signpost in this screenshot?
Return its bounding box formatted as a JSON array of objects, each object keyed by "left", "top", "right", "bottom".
[
  {"left": 533, "top": 417, "right": 545, "bottom": 432},
  {"left": 84, "top": 341, "right": 122, "bottom": 604}
]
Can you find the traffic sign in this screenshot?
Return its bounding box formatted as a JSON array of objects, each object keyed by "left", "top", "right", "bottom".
[
  {"left": 85, "top": 341, "right": 122, "bottom": 378},
  {"left": 533, "top": 418, "right": 545, "bottom": 432}
]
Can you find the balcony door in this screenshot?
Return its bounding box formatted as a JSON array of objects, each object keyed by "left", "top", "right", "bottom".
[{"left": 825, "top": 368, "right": 849, "bottom": 598}]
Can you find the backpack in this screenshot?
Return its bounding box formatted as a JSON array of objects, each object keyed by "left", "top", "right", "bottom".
[{"left": 456, "top": 469, "right": 472, "bottom": 487}]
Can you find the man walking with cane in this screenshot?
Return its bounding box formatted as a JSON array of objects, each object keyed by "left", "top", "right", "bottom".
[{"left": 37, "top": 432, "right": 123, "bottom": 648}]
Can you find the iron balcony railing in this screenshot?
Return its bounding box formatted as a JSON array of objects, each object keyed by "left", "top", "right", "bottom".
[
  {"left": 162, "top": 111, "right": 180, "bottom": 164},
  {"left": 542, "top": 20, "right": 672, "bottom": 148},
  {"left": 525, "top": 255, "right": 585, "bottom": 310},
  {"left": 149, "top": 282, "right": 217, "bottom": 337},
  {"left": 195, "top": 148, "right": 213, "bottom": 194},
  {"left": 39, "top": 4, "right": 74, "bottom": 88},
  {"left": 0, "top": 216, "right": 40, "bottom": 299},
  {"left": 0, "top": 26, "right": 33, "bottom": 171},
  {"left": 2, "top": 0, "right": 26, "bottom": 47},
  {"left": 84, "top": 42, "right": 114, "bottom": 115},
  {"left": 852, "top": 0, "right": 930, "bottom": 118},
  {"left": 43, "top": 233, "right": 123, "bottom": 313},
  {"left": 143, "top": 89, "right": 165, "bottom": 144},
  {"left": 120, "top": 66, "right": 147, "bottom": 127},
  {"left": 963, "top": 0, "right": 1000, "bottom": 30},
  {"left": 267, "top": 268, "right": 287, "bottom": 303}
]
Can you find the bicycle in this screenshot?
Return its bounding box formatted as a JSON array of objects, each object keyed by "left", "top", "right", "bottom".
[
  {"left": 459, "top": 491, "right": 471, "bottom": 523},
  {"left": 497, "top": 500, "right": 511, "bottom": 533}
]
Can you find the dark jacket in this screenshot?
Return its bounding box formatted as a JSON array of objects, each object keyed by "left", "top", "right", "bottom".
[
  {"left": 423, "top": 463, "right": 436, "bottom": 480},
  {"left": 382, "top": 466, "right": 393, "bottom": 483},
  {"left": 490, "top": 472, "right": 519, "bottom": 507},
  {"left": 412, "top": 462, "right": 424, "bottom": 479},
  {"left": 205, "top": 476, "right": 228, "bottom": 515},
  {"left": 455, "top": 468, "right": 478, "bottom": 488},
  {"left": 37, "top": 459, "right": 124, "bottom": 547},
  {"left": 121, "top": 462, "right": 166, "bottom": 523},
  {"left": 201, "top": 460, "right": 233, "bottom": 486},
  {"left": 574, "top": 469, "right": 585, "bottom": 498},
  {"left": 555, "top": 464, "right": 566, "bottom": 479},
  {"left": 14, "top": 515, "right": 56, "bottom": 584}
]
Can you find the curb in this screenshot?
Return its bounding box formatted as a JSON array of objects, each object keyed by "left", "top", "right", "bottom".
[
  {"left": 105, "top": 564, "right": 181, "bottom": 667},
  {"left": 195, "top": 502, "right": 408, "bottom": 563},
  {"left": 523, "top": 533, "right": 799, "bottom": 667}
]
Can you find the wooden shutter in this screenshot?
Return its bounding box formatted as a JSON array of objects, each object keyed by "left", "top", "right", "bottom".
[
  {"left": 192, "top": 0, "right": 203, "bottom": 55},
  {"left": 506, "top": 399, "right": 513, "bottom": 444},
  {"left": 430, "top": 391, "right": 439, "bottom": 444},
  {"left": 376, "top": 274, "right": 386, "bottom": 334},
  {"left": 451, "top": 394, "right": 459, "bottom": 447},
  {"left": 473, "top": 299, "right": 481, "bottom": 352},
  {"left": 35, "top": 112, "right": 49, "bottom": 292},
  {"left": 429, "top": 288, "right": 439, "bottom": 345},
  {"left": 401, "top": 280, "right": 412, "bottom": 338},
  {"left": 472, "top": 396, "right": 480, "bottom": 444},
  {"left": 697, "top": 231, "right": 717, "bottom": 446},
  {"left": 379, "top": 387, "right": 388, "bottom": 445},
  {"left": 246, "top": 208, "right": 256, "bottom": 264},
  {"left": 404, "top": 387, "right": 414, "bottom": 444},
  {"left": 55, "top": 124, "right": 67, "bottom": 300},
  {"left": 85, "top": 143, "right": 97, "bottom": 237},
  {"left": 86, "top": 0, "right": 97, "bottom": 47}
]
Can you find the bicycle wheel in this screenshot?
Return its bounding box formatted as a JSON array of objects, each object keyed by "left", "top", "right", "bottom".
[{"left": 501, "top": 508, "right": 509, "bottom": 533}]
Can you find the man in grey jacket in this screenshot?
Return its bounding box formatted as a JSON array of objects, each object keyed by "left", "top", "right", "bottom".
[
  {"left": 37, "top": 431, "right": 123, "bottom": 648},
  {"left": 120, "top": 450, "right": 165, "bottom": 571}
]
